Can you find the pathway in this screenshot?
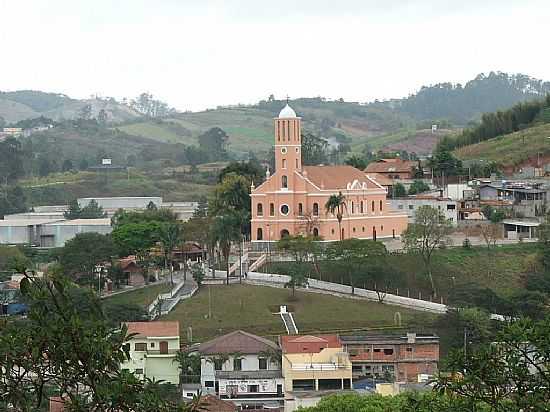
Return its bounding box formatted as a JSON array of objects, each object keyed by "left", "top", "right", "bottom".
[{"left": 148, "top": 271, "right": 198, "bottom": 319}]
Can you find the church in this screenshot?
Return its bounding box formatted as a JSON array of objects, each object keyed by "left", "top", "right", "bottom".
[{"left": 250, "top": 104, "right": 408, "bottom": 246}]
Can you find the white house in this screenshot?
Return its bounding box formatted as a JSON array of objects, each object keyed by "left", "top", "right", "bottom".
[
  {"left": 390, "top": 195, "right": 458, "bottom": 226},
  {"left": 199, "top": 330, "right": 284, "bottom": 410},
  {"left": 120, "top": 321, "right": 180, "bottom": 384}
]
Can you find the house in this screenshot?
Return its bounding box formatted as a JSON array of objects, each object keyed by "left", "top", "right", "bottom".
[
  {"left": 502, "top": 219, "right": 540, "bottom": 240},
  {"left": 279, "top": 334, "right": 352, "bottom": 411},
  {"left": 198, "top": 330, "right": 284, "bottom": 409},
  {"left": 365, "top": 158, "right": 419, "bottom": 180},
  {"left": 479, "top": 181, "right": 547, "bottom": 219},
  {"left": 340, "top": 332, "right": 439, "bottom": 383},
  {"left": 118, "top": 256, "right": 145, "bottom": 286},
  {"left": 120, "top": 321, "right": 180, "bottom": 384},
  {"left": 197, "top": 395, "right": 238, "bottom": 412},
  {"left": 390, "top": 196, "right": 458, "bottom": 226},
  {"left": 250, "top": 104, "right": 407, "bottom": 246}
]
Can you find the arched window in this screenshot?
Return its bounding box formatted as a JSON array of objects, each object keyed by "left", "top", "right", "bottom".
[
  {"left": 313, "top": 228, "right": 319, "bottom": 237},
  {"left": 280, "top": 229, "right": 290, "bottom": 238},
  {"left": 298, "top": 203, "right": 303, "bottom": 215},
  {"left": 351, "top": 201, "right": 354, "bottom": 214},
  {"left": 282, "top": 159, "right": 287, "bottom": 169},
  {"left": 313, "top": 203, "right": 319, "bottom": 216},
  {"left": 257, "top": 203, "right": 263, "bottom": 216},
  {"left": 270, "top": 203, "right": 275, "bottom": 216},
  {"left": 371, "top": 200, "right": 375, "bottom": 212},
  {"left": 282, "top": 175, "right": 288, "bottom": 189},
  {"left": 257, "top": 227, "right": 263, "bottom": 240},
  {"left": 360, "top": 201, "right": 364, "bottom": 214},
  {"left": 380, "top": 200, "right": 383, "bottom": 211}
]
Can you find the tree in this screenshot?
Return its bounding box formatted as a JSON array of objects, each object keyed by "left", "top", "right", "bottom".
[
  {"left": 479, "top": 223, "right": 501, "bottom": 249},
  {"left": 326, "top": 239, "right": 386, "bottom": 295},
  {"left": 301, "top": 132, "right": 328, "bottom": 165},
  {"left": 198, "top": 127, "right": 229, "bottom": 161},
  {"left": 211, "top": 173, "right": 251, "bottom": 236},
  {"left": 438, "top": 316, "right": 550, "bottom": 411},
  {"left": 0, "top": 185, "right": 27, "bottom": 218},
  {"left": 59, "top": 233, "right": 116, "bottom": 281},
  {"left": 392, "top": 182, "right": 407, "bottom": 198},
  {"left": 174, "top": 350, "right": 201, "bottom": 384},
  {"left": 61, "top": 159, "right": 74, "bottom": 172},
  {"left": 280, "top": 262, "right": 308, "bottom": 299},
  {"left": 325, "top": 192, "right": 347, "bottom": 241},
  {"left": 344, "top": 155, "right": 367, "bottom": 170},
  {"left": 159, "top": 222, "right": 182, "bottom": 286},
  {"left": 102, "top": 302, "right": 148, "bottom": 327},
  {"left": 191, "top": 263, "right": 205, "bottom": 287},
  {"left": 481, "top": 205, "right": 506, "bottom": 223},
  {"left": 193, "top": 196, "right": 208, "bottom": 218},
  {"left": 64, "top": 199, "right": 106, "bottom": 219},
  {"left": 538, "top": 213, "right": 550, "bottom": 271},
  {"left": 429, "top": 148, "right": 463, "bottom": 176},
  {"left": 0, "top": 271, "right": 200, "bottom": 411},
  {"left": 402, "top": 205, "right": 453, "bottom": 297},
  {"left": 0, "top": 137, "right": 25, "bottom": 184},
  {"left": 210, "top": 212, "right": 242, "bottom": 285},
  {"left": 218, "top": 160, "right": 265, "bottom": 187},
  {"left": 64, "top": 199, "right": 82, "bottom": 219},
  {"left": 407, "top": 179, "right": 430, "bottom": 195}
]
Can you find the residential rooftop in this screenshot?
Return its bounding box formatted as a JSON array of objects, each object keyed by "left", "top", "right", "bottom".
[{"left": 125, "top": 321, "right": 180, "bottom": 338}]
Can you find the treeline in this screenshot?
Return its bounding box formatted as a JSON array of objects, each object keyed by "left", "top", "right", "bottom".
[
  {"left": 381, "top": 72, "right": 550, "bottom": 124},
  {"left": 438, "top": 94, "right": 550, "bottom": 152}
]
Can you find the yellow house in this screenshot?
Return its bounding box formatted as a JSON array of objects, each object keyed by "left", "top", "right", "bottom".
[
  {"left": 121, "top": 321, "right": 180, "bottom": 384},
  {"left": 279, "top": 335, "right": 352, "bottom": 393}
]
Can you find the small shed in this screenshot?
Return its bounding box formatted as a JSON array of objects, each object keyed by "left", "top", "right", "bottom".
[{"left": 502, "top": 219, "right": 540, "bottom": 240}]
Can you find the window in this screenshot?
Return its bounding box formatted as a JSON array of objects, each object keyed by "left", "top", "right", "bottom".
[
  {"left": 214, "top": 359, "right": 223, "bottom": 371},
  {"left": 380, "top": 200, "right": 383, "bottom": 210},
  {"left": 150, "top": 342, "right": 155, "bottom": 348},
  {"left": 383, "top": 349, "right": 394, "bottom": 355},
  {"left": 406, "top": 347, "right": 413, "bottom": 352},
  {"left": 259, "top": 358, "right": 268, "bottom": 370},
  {"left": 353, "top": 227, "right": 356, "bottom": 233},
  {"left": 233, "top": 358, "right": 242, "bottom": 371},
  {"left": 313, "top": 228, "right": 319, "bottom": 237},
  {"left": 351, "top": 201, "right": 354, "bottom": 214},
  {"left": 281, "top": 146, "right": 287, "bottom": 154},
  {"left": 292, "top": 379, "right": 315, "bottom": 391},
  {"left": 257, "top": 228, "right": 263, "bottom": 240},
  {"left": 257, "top": 203, "right": 263, "bottom": 216},
  {"left": 374, "top": 348, "right": 381, "bottom": 353},
  {"left": 447, "top": 204, "right": 456, "bottom": 210},
  {"left": 296, "top": 147, "right": 300, "bottom": 153},
  {"left": 248, "top": 384, "right": 259, "bottom": 393},
  {"left": 360, "top": 201, "right": 364, "bottom": 213},
  {"left": 135, "top": 368, "right": 143, "bottom": 374},
  {"left": 186, "top": 393, "right": 195, "bottom": 397},
  {"left": 362, "top": 226, "right": 365, "bottom": 232},
  {"left": 280, "top": 204, "right": 289, "bottom": 215},
  {"left": 205, "top": 381, "right": 214, "bottom": 388},
  {"left": 270, "top": 203, "right": 275, "bottom": 216},
  {"left": 313, "top": 203, "right": 319, "bottom": 216},
  {"left": 381, "top": 225, "right": 384, "bottom": 231},
  {"left": 298, "top": 203, "right": 303, "bottom": 215},
  {"left": 398, "top": 204, "right": 403, "bottom": 209},
  {"left": 135, "top": 343, "right": 147, "bottom": 351},
  {"left": 371, "top": 201, "right": 375, "bottom": 212},
  {"left": 282, "top": 175, "right": 288, "bottom": 188},
  {"left": 282, "top": 159, "right": 287, "bottom": 169},
  {"left": 295, "top": 159, "right": 298, "bottom": 168},
  {"left": 331, "top": 228, "right": 335, "bottom": 235},
  {"left": 408, "top": 205, "right": 414, "bottom": 210}
]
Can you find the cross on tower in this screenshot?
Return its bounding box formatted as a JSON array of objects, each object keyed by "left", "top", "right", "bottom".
[{"left": 286, "top": 95, "right": 290, "bottom": 104}]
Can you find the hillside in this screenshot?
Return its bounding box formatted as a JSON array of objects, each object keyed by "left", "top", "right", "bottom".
[
  {"left": 0, "top": 90, "right": 141, "bottom": 123},
  {"left": 455, "top": 122, "right": 550, "bottom": 170}
]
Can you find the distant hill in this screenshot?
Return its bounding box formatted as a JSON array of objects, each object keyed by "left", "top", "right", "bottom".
[
  {"left": 375, "top": 72, "right": 550, "bottom": 125},
  {"left": 0, "top": 90, "right": 141, "bottom": 123}
]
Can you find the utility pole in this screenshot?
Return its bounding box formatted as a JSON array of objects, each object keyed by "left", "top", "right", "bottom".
[{"left": 208, "top": 285, "right": 212, "bottom": 319}]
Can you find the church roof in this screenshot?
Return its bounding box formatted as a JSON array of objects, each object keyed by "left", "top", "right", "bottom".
[
  {"left": 278, "top": 104, "right": 297, "bottom": 118},
  {"left": 302, "top": 165, "right": 380, "bottom": 190}
]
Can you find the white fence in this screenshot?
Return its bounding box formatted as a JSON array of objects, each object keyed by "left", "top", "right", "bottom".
[{"left": 245, "top": 271, "right": 448, "bottom": 314}]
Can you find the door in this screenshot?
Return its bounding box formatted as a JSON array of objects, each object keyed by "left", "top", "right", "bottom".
[{"left": 159, "top": 341, "right": 168, "bottom": 354}]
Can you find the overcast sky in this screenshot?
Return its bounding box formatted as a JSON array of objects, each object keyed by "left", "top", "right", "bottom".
[{"left": 1, "top": 0, "right": 548, "bottom": 111}]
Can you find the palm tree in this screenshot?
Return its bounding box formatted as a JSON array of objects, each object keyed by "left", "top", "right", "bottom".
[
  {"left": 325, "top": 191, "right": 347, "bottom": 241},
  {"left": 210, "top": 213, "right": 242, "bottom": 285},
  {"left": 159, "top": 223, "right": 182, "bottom": 288}
]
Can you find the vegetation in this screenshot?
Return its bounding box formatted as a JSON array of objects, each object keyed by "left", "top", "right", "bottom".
[
  {"left": 162, "top": 284, "right": 426, "bottom": 343},
  {"left": 325, "top": 192, "right": 347, "bottom": 240},
  {"left": 64, "top": 198, "right": 107, "bottom": 219},
  {"left": 58, "top": 233, "right": 116, "bottom": 280},
  {"left": 0, "top": 271, "right": 199, "bottom": 411},
  {"left": 103, "top": 283, "right": 171, "bottom": 307}
]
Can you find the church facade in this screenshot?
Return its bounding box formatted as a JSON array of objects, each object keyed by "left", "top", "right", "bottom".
[{"left": 250, "top": 104, "right": 408, "bottom": 245}]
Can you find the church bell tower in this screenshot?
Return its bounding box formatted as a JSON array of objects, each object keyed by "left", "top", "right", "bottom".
[{"left": 274, "top": 103, "right": 302, "bottom": 185}]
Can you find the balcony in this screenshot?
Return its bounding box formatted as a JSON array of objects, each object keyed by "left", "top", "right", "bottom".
[
  {"left": 291, "top": 363, "right": 350, "bottom": 371},
  {"left": 145, "top": 348, "right": 178, "bottom": 357}
]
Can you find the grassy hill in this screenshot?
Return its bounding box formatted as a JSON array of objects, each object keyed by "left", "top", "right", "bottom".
[
  {"left": 455, "top": 123, "right": 550, "bottom": 168},
  {"left": 160, "top": 284, "right": 433, "bottom": 343}
]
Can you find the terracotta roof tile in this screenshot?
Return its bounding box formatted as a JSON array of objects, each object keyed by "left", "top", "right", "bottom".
[
  {"left": 366, "top": 173, "right": 394, "bottom": 186},
  {"left": 279, "top": 334, "right": 342, "bottom": 354},
  {"left": 199, "top": 330, "right": 279, "bottom": 355},
  {"left": 125, "top": 321, "right": 179, "bottom": 338},
  {"left": 302, "top": 165, "right": 379, "bottom": 190},
  {"left": 199, "top": 395, "right": 237, "bottom": 412}
]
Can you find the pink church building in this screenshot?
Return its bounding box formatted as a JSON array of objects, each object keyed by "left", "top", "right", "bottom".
[{"left": 250, "top": 104, "right": 408, "bottom": 246}]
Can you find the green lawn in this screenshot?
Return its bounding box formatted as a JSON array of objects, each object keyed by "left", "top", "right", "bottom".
[
  {"left": 162, "top": 284, "right": 434, "bottom": 343},
  {"left": 104, "top": 283, "right": 170, "bottom": 307}
]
